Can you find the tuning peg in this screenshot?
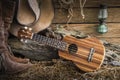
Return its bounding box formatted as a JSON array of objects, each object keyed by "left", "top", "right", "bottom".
[
  {"left": 24, "top": 26, "right": 28, "bottom": 29},
  {"left": 20, "top": 38, "right": 24, "bottom": 42},
  {"left": 24, "top": 26, "right": 32, "bottom": 31},
  {"left": 24, "top": 40, "right": 28, "bottom": 43},
  {"left": 20, "top": 39, "right": 28, "bottom": 43},
  {"left": 28, "top": 27, "right": 32, "bottom": 31}
]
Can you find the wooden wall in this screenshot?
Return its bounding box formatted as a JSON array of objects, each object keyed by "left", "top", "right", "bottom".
[{"left": 52, "top": 0, "right": 120, "bottom": 44}]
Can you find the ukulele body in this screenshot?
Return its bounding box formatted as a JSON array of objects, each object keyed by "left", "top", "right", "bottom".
[
  {"left": 58, "top": 36, "right": 105, "bottom": 72},
  {"left": 18, "top": 27, "right": 105, "bottom": 72}
]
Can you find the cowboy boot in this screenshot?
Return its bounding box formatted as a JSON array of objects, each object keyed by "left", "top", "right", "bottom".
[
  {"left": 2, "top": 0, "right": 29, "bottom": 63},
  {"left": 0, "top": 1, "right": 32, "bottom": 74},
  {"left": 0, "top": 20, "right": 32, "bottom": 74},
  {"left": 1, "top": 51, "right": 32, "bottom": 74},
  {"left": 4, "top": 23, "right": 30, "bottom": 64}
]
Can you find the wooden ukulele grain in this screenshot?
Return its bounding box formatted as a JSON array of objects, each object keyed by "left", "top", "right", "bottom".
[
  {"left": 59, "top": 36, "right": 105, "bottom": 72},
  {"left": 18, "top": 27, "right": 105, "bottom": 72}
]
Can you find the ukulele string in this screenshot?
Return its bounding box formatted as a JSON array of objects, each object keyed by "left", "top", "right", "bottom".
[{"left": 79, "top": 0, "right": 87, "bottom": 20}]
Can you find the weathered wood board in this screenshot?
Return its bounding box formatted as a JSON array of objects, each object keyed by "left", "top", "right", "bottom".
[
  {"left": 53, "top": 8, "right": 120, "bottom": 23},
  {"left": 53, "top": 0, "right": 120, "bottom": 8},
  {"left": 52, "top": 23, "right": 120, "bottom": 37},
  {"left": 7, "top": 0, "right": 120, "bottom": 61},
  {"left": 52, "top": 0, "right": 120, "bottom": 44},
  {"left": 52, "top": 23, "right": 120, "bottom": 44}
]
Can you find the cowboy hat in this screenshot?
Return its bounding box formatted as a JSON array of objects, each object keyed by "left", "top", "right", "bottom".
[{"left": 9, "top": 0, "right": 54, "bottom": 37}]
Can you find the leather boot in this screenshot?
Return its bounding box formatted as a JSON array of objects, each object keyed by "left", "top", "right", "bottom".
[
  {"left": 0, "top": 21, "right": 32, "bottom": 74},
  {"left": 0, "top": 0, "right": 32, "bottom": 74},
  {"left": 2, "top": 0, "right": 29, "bottom": 64},
  {"left": 1, "top": 51, "right": 32, "bottom": 74}
]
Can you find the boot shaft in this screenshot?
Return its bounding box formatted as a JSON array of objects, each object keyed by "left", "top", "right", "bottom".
[
  {"left": 2, "top": 0, "right": 16, "bottom": 29},
  {"left": 0, "top": 1, "right": 32, "bottom": 74},
  {"left": 0, "top": 0, "right": 6, "bottom": 49},
  {"left": 1, "top": 0, "right": 16, "bottom": 49}
]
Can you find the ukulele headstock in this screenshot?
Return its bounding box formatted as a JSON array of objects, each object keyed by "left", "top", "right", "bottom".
[{"left": 18, "top": 27, "right": 33, "bottom": 40}]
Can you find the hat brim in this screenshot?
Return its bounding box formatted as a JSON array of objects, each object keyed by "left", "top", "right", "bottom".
[{"left": 9, "top": 0, "right": 54, "bottom": 37}]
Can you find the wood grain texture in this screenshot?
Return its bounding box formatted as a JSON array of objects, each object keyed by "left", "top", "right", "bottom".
[
  {"left": 59, "top": 36, "right": 105, "bottom": 72},
  {"left": 8, "top": 38, "right": 59, "bottom": 61},
  {"left": 52, "top": 23, "right": 120, "bottom": 37},
  {"left": 100, "top": 38, "right": 120, "bottom": 45},
  {"left": 52, "top": 0, "right": 120, "bottom": 44},
  {"left": 53, "top": 0, "right": 120, "bottom": 8},
  {"left": 53, "top": 8, "right": 120, "bottom": 23}
]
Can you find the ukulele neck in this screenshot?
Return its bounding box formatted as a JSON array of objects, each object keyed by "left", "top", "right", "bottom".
[{"left": 32, "top": 33, "right": 68, "bottom": 51}]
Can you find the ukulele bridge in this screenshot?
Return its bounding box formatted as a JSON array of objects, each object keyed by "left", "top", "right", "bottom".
[{"left": 88, "top": 48, "right": 95, "bottom": 62}]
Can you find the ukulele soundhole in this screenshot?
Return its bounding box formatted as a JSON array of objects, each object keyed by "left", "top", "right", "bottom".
[{"left": 68, "top": 44, "right": 78, "bottom": 54}]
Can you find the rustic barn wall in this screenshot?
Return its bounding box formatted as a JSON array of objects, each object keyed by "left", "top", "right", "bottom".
[
  {"left": 52, "top": 0, "right": 120, "bottom": 44},
  {"left": 7, "top": 0, "right": 120, "bottom": 61}
]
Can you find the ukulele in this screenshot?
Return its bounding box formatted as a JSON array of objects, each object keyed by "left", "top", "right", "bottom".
[{"left": 18, "top": 27, "right": 105, "bottom": 72}]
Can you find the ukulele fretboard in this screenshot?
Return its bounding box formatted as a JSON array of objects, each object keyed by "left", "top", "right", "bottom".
[{"left": 32, "top": 34, "right": 68, "bottom": 51}]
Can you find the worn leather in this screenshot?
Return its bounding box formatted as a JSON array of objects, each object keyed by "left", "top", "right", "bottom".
[
  {"left": 28, "top": 0, "right": 40, "bottom": 25},
  {"left": 2, "top": 0, "right": 30, "bottom": 64},
  {"left": 0, "top": 0, "right": 32, "bottom": 74},
  {"left": 17, "top": 0, "right": 40, "bottom": 26},
  {"left": 0, "top": 1, "right": 5, "bottom": 52},
  {"left": 9, "top": 0, "right": 54, "bottom": 37}
]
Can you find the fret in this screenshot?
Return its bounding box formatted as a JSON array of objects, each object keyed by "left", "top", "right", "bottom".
[
  {"left": 59, "top": 41, "right": 63, "bottom": 49},
  {"left": 45, "top": 37, "right": 49, "bottom": 45},
  {"left": 53, "top": 39, "right": 57, "bottom": 48},
  {"left": 61, "top": 42, "right": 67, "bottom": 50},
  {"left": 43, "top": 37, "right": 48, "bottom": 44},
  {"left": 47, "top": 38, "right": 53, "bottom": 46},
  {"left": 39, "top": 35, "right": 44, "bottom": 44},
  {"left": 36, "top": 34, "right": 39, "bottom": 41},
  {"left": 56, "top": 41, "right": 62, "bottom": 49},
  {"left": 55, "top": 40, "right": 60, "bottom": 48},
  {"left": 41, "top": 35, "right": 45, "bottom": 43},
  {"left": 54, "top": 40, "right": 59, "bottom": 49},
  {"left": 32, "top": 33, "right": 67, "bottom": 51},
  {"left": 59, "top": 41, "right": 64, "bottom": 50},
  {"left": 62, "top": 42, "right": 67, "bottom": 49},
  {"left": 36, "top": 35, "right": 40, "bottom": 42},
  {"left": 41, "top": 36, "right": 45, "bottom": 43},
  {"left": 32, "top": 34, "right": 37, "bottom": 41},
  {"left": 50, "top": 38, "right": 55, "bottom": 47},
  {"left": 38, "top": 35, "right": 41, "bottom": 42}
]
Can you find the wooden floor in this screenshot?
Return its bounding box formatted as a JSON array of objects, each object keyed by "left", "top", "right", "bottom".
[{"left": 52, "top": 0, "right": 120, "bottom": 44}]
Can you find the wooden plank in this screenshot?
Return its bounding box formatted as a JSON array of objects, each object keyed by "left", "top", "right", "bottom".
[
  {"left": 53, "top": 8, "right": 120, "bottom": 23},
  {"left": 100, "top": 38, "right": 120, "bottom": 45},
  {"left": 52, "top": 23, "right": 120, "bottom": 37},
  {"left": 53, "top": 0, "right": 120, "bottom": 8}
]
